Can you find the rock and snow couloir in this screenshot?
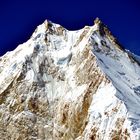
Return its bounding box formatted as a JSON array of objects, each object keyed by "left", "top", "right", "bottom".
[{"left": 0, "top": 18, "right": 140, "bottom": 140}]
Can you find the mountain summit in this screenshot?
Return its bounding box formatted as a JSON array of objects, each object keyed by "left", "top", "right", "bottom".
[{"left": 0, "top": 19, "right": 140, "bottom": 140}]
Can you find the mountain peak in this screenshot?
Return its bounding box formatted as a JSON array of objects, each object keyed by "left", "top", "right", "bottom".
[
  {"left": 94, "top": 17, "right": 103, "bottom": 25},
  {"left": 0, "top": 19, "right": 140, "bottom": 139},
  {"left": 93, "top": 17, "right": 109, "bottom": 35}
]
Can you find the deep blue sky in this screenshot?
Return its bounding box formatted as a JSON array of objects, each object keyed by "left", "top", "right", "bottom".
[{"left": 0, "top": 0, "right": 140, "bottom": 56}]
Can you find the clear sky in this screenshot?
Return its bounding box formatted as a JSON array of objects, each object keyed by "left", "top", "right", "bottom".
[{"left": 0, "top": 0, "right": 140, "bottom": 56}]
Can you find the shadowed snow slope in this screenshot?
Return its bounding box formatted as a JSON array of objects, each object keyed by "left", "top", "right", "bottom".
[{"left": 0, "top": 18, "right": 140, "bottom": 140}]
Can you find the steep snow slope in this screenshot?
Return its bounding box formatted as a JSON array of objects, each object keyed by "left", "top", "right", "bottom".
[{"left": 0, "top": 18, "right": 140, "bottom": 140}]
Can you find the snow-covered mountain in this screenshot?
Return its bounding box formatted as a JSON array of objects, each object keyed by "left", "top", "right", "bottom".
[{"left": 0, "top": 18, "right": 140, "bottom": 140}]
